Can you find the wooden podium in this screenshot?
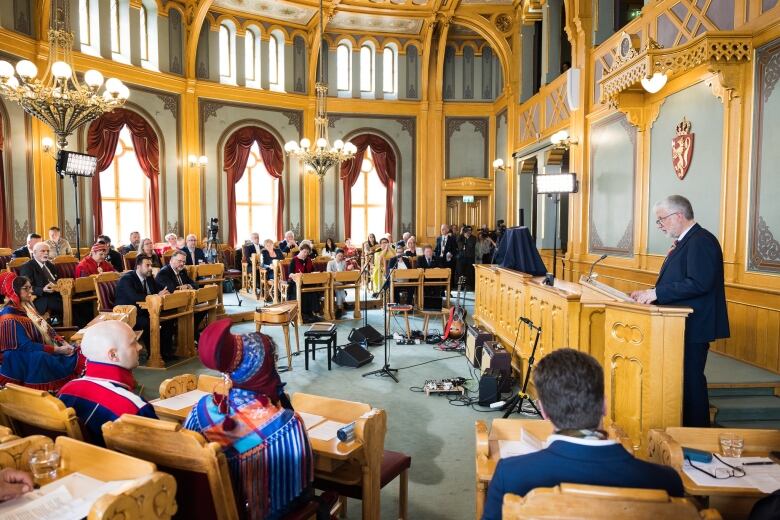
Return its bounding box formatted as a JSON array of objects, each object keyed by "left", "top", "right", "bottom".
[{"left": 473, "top": 266, "right": 692, "bottom": 453}]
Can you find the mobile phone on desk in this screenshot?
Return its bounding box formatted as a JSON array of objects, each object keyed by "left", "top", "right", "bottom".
[{"left": 683, "top": 447, "right": 713, "bottom": 463}]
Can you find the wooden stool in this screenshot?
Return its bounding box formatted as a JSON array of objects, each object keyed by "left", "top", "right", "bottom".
[
  {"left": 420, "top": 308, "right": 448, "bottom": 340},
  {"left": 254, "top": 301, "right": 300, "bottom": 370},
  {"left": 387, "top": 303, "right": 413, "bottom": 338}
]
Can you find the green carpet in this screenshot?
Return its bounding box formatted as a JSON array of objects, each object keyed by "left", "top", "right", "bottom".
[{"left": 134, "top": 296, "right": 519, "bottom": 519}]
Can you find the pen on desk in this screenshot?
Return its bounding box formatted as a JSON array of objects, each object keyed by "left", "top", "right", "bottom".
[{"left": 743, "top": 461, "right": 775, "bottom": 466}]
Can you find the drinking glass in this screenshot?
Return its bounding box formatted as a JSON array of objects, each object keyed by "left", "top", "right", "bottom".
[
  {"left": 28, "top": 443, "right": 61, "bottom": 483},
  {"left": 730, "top": 434, "right": 744, "bottom": 458}
]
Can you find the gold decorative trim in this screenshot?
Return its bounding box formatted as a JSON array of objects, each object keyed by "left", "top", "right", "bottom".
[{"left": 600, "top": 32, "right": 752, "bottom": 107}]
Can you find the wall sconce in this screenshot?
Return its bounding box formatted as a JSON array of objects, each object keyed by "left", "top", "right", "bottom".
[
  {"left": 550, "top": 130, "right": 578, "bottom": 149},
  {"left": 189, "top": 154, "right": 208, "bottom": 168},
  {"left": 41, "top": 136, "right": 55, "bottom": 153},
  {"left": 641, "top": 72, "right": 668, "bottom": 94},
  {"left": 492, "top": 158, "right": 510, "bottom": 172}
]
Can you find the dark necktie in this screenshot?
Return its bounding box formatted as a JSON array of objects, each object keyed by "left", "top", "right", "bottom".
[
  {"left": 143, "top": 278, "right": 150, "bottom": 295},
  {"left": 441, "top": 237, "right": 446, "bottom": 256},
  {"left": 42, "top": 263, "right": 56, "bottom": 283},
  {"left": 667, "top": 239, "right": 679, "bottom": 256},
  {"left": 176, "top": 271, "right": 183, "bottom": 286}
]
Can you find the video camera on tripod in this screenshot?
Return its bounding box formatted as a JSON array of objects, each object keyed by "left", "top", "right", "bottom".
[{"left": 207, "top": 217, "right": 219, "bottom": 241}]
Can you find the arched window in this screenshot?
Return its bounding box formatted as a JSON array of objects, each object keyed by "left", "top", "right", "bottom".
[
  {"left": 245, "top": 27, "right": 261, "bottom": 87},
  {"left": 383, "top": 45, "right": 397, "bottom": 95},
  {"left": 79, "top": 0, "right": 91, "bottom": 46},
  {"left": 235, "top": 142, "right": 279, "bottom": 243},
  {"left": 360, "top": 43, "right": 374, "bottom": 92},
  {"left": 100, "top": 126, "right": 149, "bottom": 242},
  {"left": 139, "top": 5, "right": 148, "bottom": 62},
  {"left": 337, "top": 42, "right": 351, "bottom": 91},
  {"left": 350, "top": 147, "right": 386, "bottom": 243},
  {"left": 269, "top": 31, "right": 285, "bottom": 92},
  {"left": 110, "top": 0, "right": 120, "bottom": 54},
  {"left": 219, "top": 23, "right": 236, "bottom": 83}
]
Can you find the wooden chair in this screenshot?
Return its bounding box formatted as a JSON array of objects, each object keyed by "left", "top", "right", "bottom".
[
  {"left": 0, "top": 248, "right": 11, "bottom": 271},
  {"left": 418, "top": 267, "right": 452, "bottom": 338},
  {"left": 79, "top": 246, "right": 91, "bottom": 257},
  {"left": 0, "top": 425, "right": 17, "bottom": 443},
  {"left": 293, "top": 393, "right": 411, "bottom": 520},
  {"left": 0, "top": 434, "right": 177, "bottom": 519},
  {"left": 197, "top": 263, "right": 226, "bottom": 309},
  {"left": 162, "top": 249, "right": 175, "bottom": 265},
  {"left": 219, "top": 245, "right": 243, "bottom": 291},
  {"left": 52, "top": 254, "right": 78, "bottom": 278},
  {"left": 58, "top": 275, "right": 98, "bottom": 327},
  {"left": 502, "top": 484, "right": 721, "bottom": 519},
  {"left": 194, "top": 284, "right": 221, "bottom": 327},
  {"left": 124, "top": 250, "right": 139, "bottom": 271},
  {"left": 240, "top": 252, "right": 268, "bottom": 302},
  {"left": 93, "top": 271, "right": 123, "bottom": 313},
  {"left": 276, "top": 258, "right": 293, "bottom": 304},
  {"left": 0, "top": 383, "right": 84, "bottom": 440},
  {"left": 7, "top": 257, "right": 26, "bottom": 274},
  {"left": 331, "top": 270, "right": 362, "bottom": 319},
  {"left": 158, "top": 373, "right": 224, "bottom": 399},
  {"left": 295, "top": 271, "right": 333, "bottom": 324},
  {"left": 141, "top": 290, "right": 196, "bottom": 368}
]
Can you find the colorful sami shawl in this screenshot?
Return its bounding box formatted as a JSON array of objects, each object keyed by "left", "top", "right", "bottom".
[
  {"left": 184, "top": 388, "right": 313, "bottom": 520},
  {"left": 0, "top": 305, "right": 49, "bottom": 357}
]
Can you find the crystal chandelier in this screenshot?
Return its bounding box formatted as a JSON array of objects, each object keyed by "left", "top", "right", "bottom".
[
  {"left": 0, "top": 0, "right": 128, "bottom": 150},
  {"left": 284, "top": 0, "right": 355, "bottom": 179}
]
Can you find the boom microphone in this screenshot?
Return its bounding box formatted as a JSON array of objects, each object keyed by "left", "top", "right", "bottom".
[{"left": 587, "top": 254, "right": 608, "bottom": 281}]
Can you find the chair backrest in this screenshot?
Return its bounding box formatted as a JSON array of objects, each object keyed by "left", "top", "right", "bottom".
[
  {"left": 79, "top": 247, "right": 91, "bottom": 257},
  {"left": 219, "top": 245, "right": 238, "bottom": 269},
  {"left": 94, "top": 271, "right": 122, "bottom": 312},
  {"left": 52, "top": 255, "right": 78, "bottom": 278},
  {"left": 90, "top": 471, "right": 178, "bottom": 520},
  {"left": 197, "top": 263, "right": 225, "bottom": 279},
  {"left": 391, "top": 268, "right": 423, "bottom": 283},
  {"left": 158, "top": 373, "right": 225, "bottom": 399},
  {"left": 7, "top": 257, "right": 26, "bottom": 274},
  {"left": 502, "top": 484, "right": 721, "bottom": 520},
  {"left": 291, "top": 392, "right": 372, "bottom": 425},
  {"left": 124, "top": 251, "right": 138, "bottom": 271},
  {"left": 278, "top": 259, "right": 293, "bottom": 281},
  {"left": 422, "top": 267, "right": 451, "bottom": 283},
  {"left": 0, "top": 383, "right": 84, "bottom": 440},
  {"left": 312, "top": 260, "right": 329, "bottom": 273},
  {"left": 333, "top": 270, "right": 361, "bottom": 285},
  {"left": 196, "top": 284, "right": 220, "bottom": 304},
  {"left": 299, "top": 271, "right": 331, "bottom": 288},
  {"left": 103, "top": 415, "right": 239, "bottom": 520},
  {"left": 0, "top": 252, "right": 10, "bottom": 271},
  {"left": 162, "top": 249, "right": 175, "bottom": 265}
]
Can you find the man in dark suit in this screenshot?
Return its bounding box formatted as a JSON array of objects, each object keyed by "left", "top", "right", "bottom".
[
  {"left": 387, "top": 244, "right": 412, "bottom": 304},
  {"left": 19, "top": 242, "right": 63, "bottom": 319},
  {"left": 11, "top": 233, "right": 41, "bottom": 259},
  {"left": 115, "top": 254, "right": 174, "bottom": 360},
  {"left": 119, "top": 231, "right": 141, "bottom": 255},
  {"left": 417, "top": 245, "right": 439, "bottom": 270},
  {"left": 631, "top": 195, "right": 729, "bottom": 426},
  {"left": 97, "top": 235, "right": 124, "bottom": 272},
  {"left": 417, "top": 245, "right": 442, "bottom": 309},
  {"left": 243, "top": 232, "right": 263, "bottom": 273},
  {"left": 482, "top": 349, "right": 683, "bottom": 520},
  {"left": 434, "top": 224, "right": 457, "bottom": 282},
  {"left": 456, "top": 226, "right": 477, "bottom": 290},
  {"left": 181, "top": 234, "right": 207, "bottom": 266},
  {"left": 157, "top": 250, "right": 206, "bottom": 336},
  {"left": 278, "top": 230, "right": 298, "bottom": 254}
]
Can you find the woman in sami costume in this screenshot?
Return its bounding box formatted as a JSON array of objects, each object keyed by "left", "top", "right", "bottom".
[
  {"left": 0, "top": 272, "right": 86, "bottom": 391},
  {"left": 184, "top": 319, "right": 313, "bottom": 520}
]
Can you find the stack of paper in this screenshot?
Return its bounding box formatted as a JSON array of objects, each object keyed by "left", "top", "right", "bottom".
[
  {"left": 683, "top": 456, "right": 780, "bottom": 492},
  {"left": 498, "top": 429, "right": 545, "bottom": 459},
  {"left": 153, "top": 389, "right": 209, "bottom": 410},
  {"left": 308, "top": 420, "right": 348, "bottom": 441}
]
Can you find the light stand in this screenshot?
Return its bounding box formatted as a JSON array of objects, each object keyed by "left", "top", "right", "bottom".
[
  {"left": 535, "top": 173, "right": 578, "bottom": 286},
  {"left": 363, "top": 267, "right": 398, "bottom": 382},
  {"left": 56, "top": 151, "right": 98, "bottom": 260},
  {"left": 501, "top": 317, "right": 542, "bottom": 418}
]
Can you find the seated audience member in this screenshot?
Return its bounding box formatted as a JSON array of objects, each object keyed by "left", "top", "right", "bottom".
[
  {"left": 387, "top": 244, "right": 412, "bottom": 304},
  {"left": 120, "top": 231, "right": 141, "bottom": 255},
  {"left": 58, "top": 320, "right": 157, "bottom": 446},
  {"left": 243, "top": 233, "right": 263, "bottom": 272},
  {"left": 156, "top": 250, "right": 205, "bottom": 331},
  {"left": 75, "top": 243, "right": 115, "bottom": 278},
  {"left": 365, "top": 233, "right": 378, "bottom": 252},
  {"left": 749, "top": 489, "right": 780, "bottom": 520},
  {"left": 418, "top": 245, "right": 441, "bottom": 309},
  {"left": 327, "top": 249, "right": 347, "bottom": 318},
  {"left": 482, "top": 348, "right": 684, "bottom": 520},
  {"left": 11, "top": 233, "right": 41, "bottom": 259},
  {"left": 322, "top": 237, "right": 337, "bottom": 256},
  {"left": 138, "top": 238, "right": 162, "bottom": 268},
  {"left": 163, "top": 233, "right": 178, "bottom": 252},
  {"left": 260, "top": 239, "right": 284, "bottom": 280},
  {"left": 97, "top": 235, "right": 125, "bottom": 272},
  {"left": 401, "top": 231, "right": 411, "bottom": 245},
  {"left": 417, "top": 245, "right": 439, "bottom": 269},
  {"left": 279, "top": 230, "right": 298, "bottom": 253},
  {"left": 0, "top": 468, "right": 33, "bottom": 502},
  {"left": 287, "top": 244, "right": 320, "bottom": 322},
  {"left": 0, "top": 273, "right": 85, "bottom": 391},
  {"left": 404, "top": 236, "right": 417, "bottom": 257},
  {"left": 300, "top": 239, "right": 317, "bottom": 258},
  {"left": 45, "top": 226, "right": 72, "bottom": 258},
  {"left": 19, "top": 242, "right": 63, "bottom": 320},
  {"left": 185, "top": 319, "right": 313, "bottom": 520},
  {"left": 115, "top": 254, "right": 174, "bottom": 360},
  {"left": 181, "top": 234, "right": 207, "bottom": 265},
  {"left": 371, "top": 238, "right": 394, "bottom": 291},
  {"left": 343, "top": 238, "right": 360, "bottom": 271}
]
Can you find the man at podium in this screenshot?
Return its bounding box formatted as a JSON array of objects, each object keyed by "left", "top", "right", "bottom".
[{"left": 631, "top": 195, "right": 729, "bottom": 427}]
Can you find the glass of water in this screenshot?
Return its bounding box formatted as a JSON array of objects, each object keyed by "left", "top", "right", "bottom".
[
  {"left": 719, "top": 433, "right": 745, "bottom": 457},
  {"left": 28, "top": 443, "right": 61, "bottom": 483}
]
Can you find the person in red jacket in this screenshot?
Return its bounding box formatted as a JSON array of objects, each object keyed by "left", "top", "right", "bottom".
[{"left": 75, "top": 243, "right": 115, "bottom": 278}]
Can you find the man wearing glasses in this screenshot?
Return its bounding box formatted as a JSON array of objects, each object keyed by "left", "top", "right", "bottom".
[{"left": 631, "top": 195, "right": 729, "bottom": 427}]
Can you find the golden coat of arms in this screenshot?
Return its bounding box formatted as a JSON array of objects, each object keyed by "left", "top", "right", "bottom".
[{"left": 672, "top": 117, "right": 694, "bottom": 180}]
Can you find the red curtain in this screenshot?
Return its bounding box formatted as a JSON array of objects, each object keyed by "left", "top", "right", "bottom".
[
  {"left": 223, "top": 126, "right": 285, "bottom": 245},
  {"left": 339, "top": 134, "right": 396, "bottom": 237},
  {"left": 87, "top": 108, "right": 162, "bottom": 242},
  {"left": 0, "top": 122, "right": 9, "bottom": 246}
]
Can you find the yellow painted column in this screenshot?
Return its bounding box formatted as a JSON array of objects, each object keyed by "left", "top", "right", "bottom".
[
  {"left": 301, "top": 98, "right": 321, "bottom": 241},
  {"left": 181, "top": 80, "right": 201, "bottom": 236},
  {"left": 31, "top": 120, "right": 59, "bottom": 233}
]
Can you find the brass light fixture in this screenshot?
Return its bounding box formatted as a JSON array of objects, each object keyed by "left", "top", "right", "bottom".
[
  {"left": 284, "top": 0, "right": 355, "bottom": 179},
  {"left": 0, "top": 0, "right": 128, "bottom": 149}
]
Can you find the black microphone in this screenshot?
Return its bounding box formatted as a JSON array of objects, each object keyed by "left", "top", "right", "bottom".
[
  {"left": 519, "top": 316, "right": 538, "bottom": 330},
  {"left": 587, "top": 254, "right": 608, "bottom": 281}
]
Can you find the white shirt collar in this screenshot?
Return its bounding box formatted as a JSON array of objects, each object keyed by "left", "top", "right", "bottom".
[
  {"left": 546, "top": 434, "right": 617, "bottom": 448},
  {"left": 36, "top": 259, "right": 47, "bottom": 268},
  {"left": 677, "top": 222, "right": 696, "bottom": 242}
]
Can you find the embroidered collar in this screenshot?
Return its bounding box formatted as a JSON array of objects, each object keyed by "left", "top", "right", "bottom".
[{"left": 84, "top": 361, "right": 136, "bottom": 390}]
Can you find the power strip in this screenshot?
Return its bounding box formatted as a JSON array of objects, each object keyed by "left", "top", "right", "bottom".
[{"left": 397, "top": 339, "right": 421, "bottom": 345}]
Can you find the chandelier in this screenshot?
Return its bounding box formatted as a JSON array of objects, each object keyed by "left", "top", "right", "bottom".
[
  {"left": 0, "top": 0, "right": 128, "bottom": 150},
  {"left": 284, "top": 0, "right": 355, "bottom": 179}
]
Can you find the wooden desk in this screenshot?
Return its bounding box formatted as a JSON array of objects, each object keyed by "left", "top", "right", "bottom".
[
  {"left": 648, "top": 427, "right": 780, "bottom": 519},
  {"left": 69, "top": 309, "right": 136, "bottom": 342},
  {"left": 475, "top": 419, "right": 632, "bottom": 520}
]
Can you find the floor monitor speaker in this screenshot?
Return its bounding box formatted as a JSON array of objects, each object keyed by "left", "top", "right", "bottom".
[{"left": 333, "top": 343, "right": 374, "bottom": 368}]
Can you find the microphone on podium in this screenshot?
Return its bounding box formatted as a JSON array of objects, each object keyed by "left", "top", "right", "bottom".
[{"left": 587, "top": 254, "right": 608, "bottom": 281}]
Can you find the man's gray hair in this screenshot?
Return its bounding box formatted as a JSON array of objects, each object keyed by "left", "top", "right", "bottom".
[
  {"left": 654, "top": 195, "right": 694, "bottom": 220},
  {"left": 171, "top": 250, "right": 187, "bottom": 260}
]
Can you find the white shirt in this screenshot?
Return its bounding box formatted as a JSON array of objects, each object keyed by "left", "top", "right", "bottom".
[
  {"left": 545, "top": 434, "right": 617, "bottom": 448},
  {"left": 676, "top": 222, "right": 696, "bottom": 242}
]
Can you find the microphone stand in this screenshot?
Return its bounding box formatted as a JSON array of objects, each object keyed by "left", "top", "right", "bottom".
[
  {"left": 501, "top": 317, "right": 542, "bottom": 418},
  {"left": 363, "top": 263, "right": 399, "bottom": 382}
]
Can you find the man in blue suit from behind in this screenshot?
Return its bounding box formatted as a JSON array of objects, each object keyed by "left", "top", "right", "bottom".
[
  {"left": 482, "top": 349, "right": 683, "bottom": 520},
  {"left": 631, "top": 195, "right": 729, "bottom": 426}
]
